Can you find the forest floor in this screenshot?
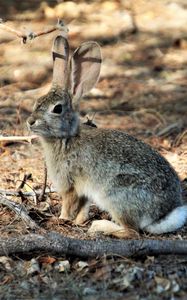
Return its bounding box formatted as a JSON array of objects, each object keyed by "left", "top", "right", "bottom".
[{"left": 0, "top": 1, "right": 187, "bottom": 299}]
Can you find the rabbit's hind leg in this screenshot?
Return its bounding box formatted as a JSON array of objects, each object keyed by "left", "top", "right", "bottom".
[{"left": 88, "top": 219, "right": 139, "bottom": 239}]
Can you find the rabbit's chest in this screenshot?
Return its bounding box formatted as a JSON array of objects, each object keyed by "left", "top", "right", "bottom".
[
  {"left": 42, "top": 141, "right": 75, "bottom": 193},
  {"left": 46, "top": 157, "right": 72, "bottom": 193}
]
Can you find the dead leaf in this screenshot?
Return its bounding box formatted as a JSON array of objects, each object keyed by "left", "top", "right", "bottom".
[
  {"left": 0, "top": 256, "right": 13, "bottom": 271},
  {"left": 38, "top": 256, "right": 56, "bottom": 265},
  {"left": 155, "top": 276, "right": 171, "bottom": 293},
  {"left": 93, "top": 264, "right": 112, "bottom": 281},
  {"left": 111, "top": 266, "right": 144, "bottom": 291},
  {"left": 54, "top": 260, "right": 70, "bottom": 272},
  {"left": 0, "top": 275, "right": 14, "bottom": 285},
  {"left": 27, "top": 258, "right": 40, "bottom": 276},
  {"left": 75, "top": 261, "right": 89, "bottom": 272}
]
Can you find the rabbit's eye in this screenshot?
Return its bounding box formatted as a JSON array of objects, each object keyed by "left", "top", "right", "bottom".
[{"left": 53, "top": 104, "right": 62, "bottom": 114}]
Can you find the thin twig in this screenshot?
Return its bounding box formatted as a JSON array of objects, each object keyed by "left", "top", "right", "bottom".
[
  {"left": 0, "top": 195, "right": 39, "bottom": 230},
  {"left": 38, "top": 164, "right": 48, "bottom": 202},
  {"left": 129, "top": 1, "right": 139, "bottom": 34},
  {"left": 174, "top": 129, "right": 187, "bottom": 147},
  {"left": 132, "top": 108, "right": 166, "bottom": 126},
  {"left": 16, "top": 173, "right": 32, "bottom": 191},
  {"left": 0, "top": 187, "right": 55, "bottom": 197},
  {"left": 0, "top": 19, "right": 68, "bottom": 44},
  {"left": 156, "top": 121, "right": 183, "bottom": 138},
  {"left": 0, "top": 135, "right": 38, "bottom": 142},
  {"left": 16, "top": 180, "right": 38, "bottom": 205}
]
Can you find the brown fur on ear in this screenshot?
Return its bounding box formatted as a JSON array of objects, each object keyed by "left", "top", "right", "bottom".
[
  {"left": 71, "top": 41, "right": 102, "bottom": 109},
  {"left": 52, "top": 35, "right": 69, "bottom": 88}
]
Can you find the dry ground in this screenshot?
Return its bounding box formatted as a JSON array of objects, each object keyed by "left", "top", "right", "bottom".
[{"left": 1, "top": 1, "right": 187, "bottom": 299}]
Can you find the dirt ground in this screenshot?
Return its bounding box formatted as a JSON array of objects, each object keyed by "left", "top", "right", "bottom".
[{"left": 1, "top": 1, "right": 187, "bottom": 299}]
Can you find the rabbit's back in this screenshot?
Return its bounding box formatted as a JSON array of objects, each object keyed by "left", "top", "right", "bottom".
[{"left": 77, "top": 125, "right": 180, "bottom": 188}]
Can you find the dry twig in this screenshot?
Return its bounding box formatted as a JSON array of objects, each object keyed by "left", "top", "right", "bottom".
[
  {"left": 0, "top": 19, "right": 68, "bottom": 44},
  {"left": 0, "top": 135, "right": 38, "bottom": 143},
  {"left": 132, "top": 108, "right": 166, "bottom": 127},
  {"left": 38, "top": 164, "right": 48, "bottom": 201},
  {"left": 129, "top": 1, "right": 139, "bottom": 34},
  {"left": 16, "top": 173, "right": 32, "bottom": 191},
  {"left": 156, "top": 121, "right": 183, "bottom": 138},
  {"left": 174, "top": 129, "right": 187, "bottom": 147},
  {"left": 0, "top": 195, "right": 39, "bottom": 230},
  {"left": 0, "top": 187, "right": 55, "bottom": 197}
]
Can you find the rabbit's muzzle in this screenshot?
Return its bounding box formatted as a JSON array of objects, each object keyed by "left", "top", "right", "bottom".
[
  {"left": 27, "top": 115, "right": 46, "bottom": 136},
  {"left": 27, "top": 110, "right": 79, "bottom": 138},
  {"left": 27, "top": 116, "right": 41, "bottom": 131},
  {"left": 27, "top": 116, "right": 36, "bottom": 128}
]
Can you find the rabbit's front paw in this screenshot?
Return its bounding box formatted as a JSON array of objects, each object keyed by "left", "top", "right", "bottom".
[
  {"left": 59, "top": 209, "right": 74, "bottom": 221},
  {"left": 74, "top": 211, "right": 88, "bottom": 225},
  {"left": 74, "top": 202, "right": 89, "bottom": 225},
  {"left": 60, "top": 189, "right": 80, "bottom": 221}
]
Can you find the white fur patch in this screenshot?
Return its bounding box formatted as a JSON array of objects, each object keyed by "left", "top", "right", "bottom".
[
  {"left": 144, "top": 205, "right": 187, "bottom": 234},
  {"left": 88, "top": 220, "right": 123, "bottom": 235}
]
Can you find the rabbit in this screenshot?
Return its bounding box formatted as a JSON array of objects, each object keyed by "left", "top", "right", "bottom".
[{"left": 27, "top": 34, "right": 187, "bottom": 238}]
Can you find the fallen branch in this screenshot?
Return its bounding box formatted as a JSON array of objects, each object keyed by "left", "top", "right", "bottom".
[
  {"left": 0, "top": 19, "right": 68, "bottom": 44},
  {"left": 0, "top": 135, "right": 38, "bottom": 143},
  {"left": 1, "top": 196, "right": 187, "bottom": 258},
  {"left": 0, "top": 231, "right": 187, "bottom": 258},
  {"left": 0, "top": 195, "right": 39, "bottom": 230}
]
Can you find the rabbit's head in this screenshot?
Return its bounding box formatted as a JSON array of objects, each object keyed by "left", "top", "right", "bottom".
[{"left": 27, "top": 35, "right": 102, "bottom": 138}]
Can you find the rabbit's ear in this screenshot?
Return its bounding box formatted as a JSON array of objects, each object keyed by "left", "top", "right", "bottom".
[
  {"left": 71, "top": 42, "right": 102, "bottom": 107},
  {"left": 52, "top": 35, "right": 69, "bottom": 88}
]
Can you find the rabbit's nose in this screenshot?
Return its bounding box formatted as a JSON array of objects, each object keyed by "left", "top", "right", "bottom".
[{"left": 27, "top": 117, "right": 36, "bottom": 127}]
